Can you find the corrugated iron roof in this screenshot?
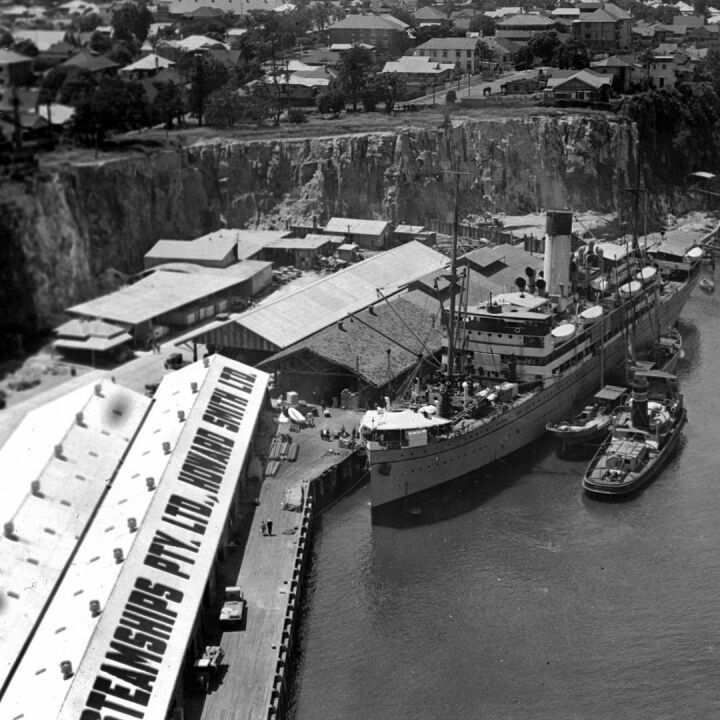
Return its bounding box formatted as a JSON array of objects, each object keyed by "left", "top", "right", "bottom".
[
  {"left": 325, "top": 216, "right": 391, "bottom": 235},
  {"left": 233, "top": 241, "right": 448, "bottom": 349},
  {"left": 261, "top": 294, "right": 442, "bottom": 387},
  {"left": 145, "top": 234, "right": 237, "bottom": 262},
  {"left": 68, "top": 266, "right": 262, "bottom": 326}
]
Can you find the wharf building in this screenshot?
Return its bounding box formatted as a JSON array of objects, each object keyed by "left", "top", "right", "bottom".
[
  {"left": 179, "top": 242, "right": 546, "bottom": 408},
  {"left": 0, "top": 355, "right": 275, "bottom": 720}
]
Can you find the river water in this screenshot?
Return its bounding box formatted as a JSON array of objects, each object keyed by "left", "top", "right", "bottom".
[{"left": 288, "top": 287, "right": 720, "bottom": 720}]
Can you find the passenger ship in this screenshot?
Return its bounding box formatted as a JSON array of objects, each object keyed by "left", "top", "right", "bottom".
[{"left": 360, "top": 211, "right": 701, "bottom": 514}]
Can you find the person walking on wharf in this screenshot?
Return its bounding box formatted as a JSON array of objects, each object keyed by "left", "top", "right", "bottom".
[
  {"left": 266, "top": 519, "right": 273, "bottom": 536},
  {"left": 260, "top": 520, "right": 267, "bottom": 536}
]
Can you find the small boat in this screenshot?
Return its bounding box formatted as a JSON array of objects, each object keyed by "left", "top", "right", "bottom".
[
  {"left": 582, "top": 370, "right": 686, "bottom": 497},
  {"left": 699, "top": 277, "right": 715, "bottom": 293},
  {"left": 546, "top": 384, "right": 628, "bottom": 447},
  {"left": 631, "top": 327, "right": 684, "bottom": 375}
]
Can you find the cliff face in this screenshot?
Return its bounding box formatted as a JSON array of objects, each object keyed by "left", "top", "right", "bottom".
[{"left": 0, "top": 114, "right": 637, "bottom": 334}]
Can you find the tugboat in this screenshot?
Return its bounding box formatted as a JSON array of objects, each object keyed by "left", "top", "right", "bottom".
[
  {"left": 546, "top": 385, "right": 628, "bottom": 449},
  {"left": 582, "top": 370, "right": 686, "bottom": 497}
]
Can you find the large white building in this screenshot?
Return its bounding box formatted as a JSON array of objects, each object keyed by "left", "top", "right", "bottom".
[{"left": 0, "top": 356, "right": 274, "bottom": 720}]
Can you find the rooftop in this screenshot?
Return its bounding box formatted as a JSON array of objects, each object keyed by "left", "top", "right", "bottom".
[
  {"left": 67, "top": 265, "right": 264, "bottom": 327},
  {"left": 145, "top": 233, "right": 238, "bottom": 263},
  {"left": 0, "top": 380, "right": 149, "bottom": 692},
  {"left": 330, "top": 13, "right": 409, "bottom": 30},
  {"left": 214, "top": 241, "right": 449, "bottom": 351},
  {"left": 261, "top": 293, "right": 442, "bottom": 387},
  {"left": 416, "top": 36, "right": 480, "bottom": 50},
  {"left": 325, "top": 216, "right": 391, "bottom": 235}
]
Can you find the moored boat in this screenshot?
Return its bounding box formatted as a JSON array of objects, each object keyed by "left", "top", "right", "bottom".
[
  {"left": 582, "top": 370, "right": 686, "bottom": 497},
  {"left": 546, "top": 385, "right": 628, "bottom": 447}
]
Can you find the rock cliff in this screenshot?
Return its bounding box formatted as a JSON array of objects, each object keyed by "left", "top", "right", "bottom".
[{"left": 0, "top": 114, "right": 637, "bottom": 335}]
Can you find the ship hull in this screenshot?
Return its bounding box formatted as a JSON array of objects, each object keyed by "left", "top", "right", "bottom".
[{"left": 368, "top": 279, "right": 695, "bottom": 513}]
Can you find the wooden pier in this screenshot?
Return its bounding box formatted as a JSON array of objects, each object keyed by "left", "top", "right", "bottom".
[{"left": 185, "top": 408, "right": 366, "bottom": 720}]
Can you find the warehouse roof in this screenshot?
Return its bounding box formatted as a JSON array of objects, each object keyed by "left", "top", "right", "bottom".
[
  {"left": 67, "top": 266, "right": 261, "bottom": 326},
  {"left": 261, "top": 293, "right": 442, "bottom": 387},
  {"left": 325, "top": 216, "right": 391, "bottom": 236},
  {"left": 265, "top": 235, "right": 332, "bottom": 250},
  {"left": 145, "top": 234, "right": 237, "bottom": 263},
  {"left": 207, "top": 241, "right": 448, "bottom": 351},
  {"left": 56, "top": 357, "right": 268, "bottom": 720},
  {"left": 0, "top": 380, "right": 149, "bottom": 692}
]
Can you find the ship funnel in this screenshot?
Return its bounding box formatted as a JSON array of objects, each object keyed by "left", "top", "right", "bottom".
[
  {"left": 631, "top": 376, "right": 649, "bottom": 430},
  {"left": 525, "top": 266, "right": 536, "bottom": 292},
  {"left": 384, "top": 396, "right": 391, "bottom": 410},
  {"left": 543, "top": 211, "right": 573, "bottom": 298}
]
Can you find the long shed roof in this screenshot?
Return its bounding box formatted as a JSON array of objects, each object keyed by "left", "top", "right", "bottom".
[
  {"left": 199, "top": 241, "right": 448, "bottom": 351},
  {"left": 261, "top": 293, "right": 442, "bottom": 387},
  {"left": 67, "top": 265, "right": 264, "bottom": 326}
]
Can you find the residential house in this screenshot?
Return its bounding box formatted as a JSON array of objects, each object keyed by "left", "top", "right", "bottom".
[
  {"left": 648, "top": 53, "right": 676, "bottom": 88},
  {"left": 449, "top": 8, "right": 479, "bottom": 32},
  {"left": 496, "top": 13, "right": 556, "bottom": 43},
  {"left": 0, "top": 49, "right": 34, "bottom": 89},
  {"left": 380, "top": 55, "right": 455, "bottom": 95},
  {"left": 672, "top": 14, "right": 704, "bottom": 30},
  {"left": 543, "top": 68, "right": 612, "bottom": 103},
  {"left": 328, "top": 14, "right": 411, "bottom": 56},
  {"left": 572, "top": 3, "right": 632, "bottom": 52},
  {"left": 39, "top": 41, "right": 78, "bottom": 67},
  {"left": 485, "top": 6, "right": 522, "bottom": 20},
  {"left": 551, "top": 7, "right": 580, "bottom": 26},
  {"left": 59, "top": 51, "right": 119, "bottom": 75},
  {"left": 167, "top": 0, "right": 285, "bottom": 16},
  {"left": 413, "top": 5, "right": 446, "bottom": 26},
  {"left": 687, "top": 24, "right": 720, "bottom": 49},
  {"left": 483, "top": 36, "right": 522, "bottom": 68},
  {"left": 118, "top": 53, "right": 175, "bottom": 80},
  {"left": 266, "top": 61, "right": 335, "bottom": 106},
  {"left": 589, "top": 54, "right": 636, "bottom": 92},
  {"left": 415, "top": 37, "right": 482, "bottom": 73}
]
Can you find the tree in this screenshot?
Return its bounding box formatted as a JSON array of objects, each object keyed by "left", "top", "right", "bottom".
[
  {"left": 59, "top": 67, "right": 97, "bottom": 105},
  {"left": 177, "top": 53, "right": 229, "bottom": 125},
  {"left": 0, "top": 28, "right": 12, "bottom": 47},
  {"left": 528, "top": 31, "right": 560, "bottom": 66},
  {"left": 77, "top": 12, "right": 101, "bottom": 32},
  {"left": 89, "top": 30, "right": 112, "bottom": 54},
  {"left": 337, "top": 44, "right": 374, "bottom": 111},
  {"left": 205, "top": 84, "right": 244, "bottom": 127},
  {"left": 112, "top": 1, "right": 153, "bottom": 45},
  {"left": 151, "top": 79, "right": 185, "bottom": 128},
  {"left": 39, "top": 66, "right": 72, "bottom": 105},
  {"left": 71, "top": 76, "right": 150, "bottom": 145},
  {"left": 378, "top": 73, "right": 406, "bottom": 112},
  {"left": 11, "top": 38, "right": 39, "bottom": 57},
  {"left": 469, "top": 15, "right": 495, "bottom": 36},
  {"left": 107, "top": 39, "right": 136, "bottom": 66},
  {"left": 694, "top": 0, "right": 709, "bottom": 16},
  {"left": 317, "top": 90, "right": 346, "bottom": 117},
  {"left": 554, "top": 37, "right": 590, "bottom": 70}
]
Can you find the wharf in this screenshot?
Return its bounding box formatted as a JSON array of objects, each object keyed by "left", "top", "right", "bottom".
[{"left": 188, "top": 407, "right": 366, "bottom": 720}]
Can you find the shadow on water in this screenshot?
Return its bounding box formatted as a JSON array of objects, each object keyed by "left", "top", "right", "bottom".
[{"left": 371, "top": 437, "right": 556, "bottom": 529}]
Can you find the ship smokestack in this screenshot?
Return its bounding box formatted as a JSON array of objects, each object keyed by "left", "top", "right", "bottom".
[
  {"left": 631, "top": 375, "right": 649, "bottom": 430},
  {"left": 543, "top": 211, "right": 573, "bottom": 299}
]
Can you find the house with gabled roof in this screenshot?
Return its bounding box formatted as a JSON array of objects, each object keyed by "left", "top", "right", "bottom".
[
  {"left": 328, "top": 14, "right": 411, "bottom": 55},
  {"left": 572, "top": 3, "right": 632, "bottom": 52},
  {"left": 590, "top": 53, "right": 636, "bottom": 91},
  {"left": 496, "top": 13, "right": 556, "bottom": 42},
  {"left": 543, "top": 68, "right": 612, "bottom": 104},
  {"left": 413, "top": 5, "right": 446, "bottom": 25},
  {"left": 415, "top": 36, "right": 482, "bottom": 73}
]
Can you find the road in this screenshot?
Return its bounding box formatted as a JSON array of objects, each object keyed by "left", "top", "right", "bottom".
[{"left": 398, "top": 68, "right": 539, "bottom": 108}]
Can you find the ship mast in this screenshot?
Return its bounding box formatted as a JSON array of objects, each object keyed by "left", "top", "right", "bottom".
[{"left": 447, "top": 172, "right": 460, "bottom": 380}]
